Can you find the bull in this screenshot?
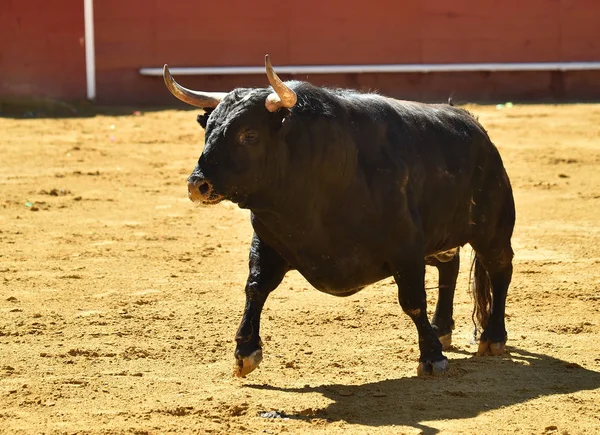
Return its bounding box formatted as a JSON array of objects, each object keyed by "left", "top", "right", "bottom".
[{"left": 163, "top": 55, "right": 515, "bottom": 377}]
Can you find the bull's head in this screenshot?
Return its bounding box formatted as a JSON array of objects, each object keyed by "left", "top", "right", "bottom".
[{"left": 163, "top": 55, "right": 297, "bottom": 207}]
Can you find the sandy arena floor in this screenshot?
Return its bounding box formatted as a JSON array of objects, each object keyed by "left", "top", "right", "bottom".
[{"left": 1, "top": 103, "right": 600, "bottom": 434}]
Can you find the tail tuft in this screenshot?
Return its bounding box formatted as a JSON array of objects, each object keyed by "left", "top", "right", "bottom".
[{"left": 470, "top": 254, "right": 492, "bottom": 335}]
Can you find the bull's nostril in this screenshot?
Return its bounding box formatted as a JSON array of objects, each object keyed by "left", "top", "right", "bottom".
[{"left": 199, "top": 182, "right": 211, "bottom": 195}]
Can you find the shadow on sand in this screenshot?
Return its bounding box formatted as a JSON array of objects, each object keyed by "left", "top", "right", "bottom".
[{"left": 246, "top": 347, "right": 600, "bottom": 434}]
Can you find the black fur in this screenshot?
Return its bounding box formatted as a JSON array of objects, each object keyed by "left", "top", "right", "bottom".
[{"left": 187, "top": 80, "right": 515, "bottom": 374}]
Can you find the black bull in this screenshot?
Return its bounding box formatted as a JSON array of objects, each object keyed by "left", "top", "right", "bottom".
[{"left": 164, "top": 56, "right": 515, "bottom": 377}]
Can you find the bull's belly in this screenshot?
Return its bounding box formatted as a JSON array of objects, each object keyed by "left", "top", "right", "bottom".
[
  {"left": 290, "top": 246, "right": 461, "bottom": 295},
  {"left": 252, "top": 212, "right": 464, "bottom": 296},
  {"left": 291, "top": 254, "right": 391, "bottom": 296}
]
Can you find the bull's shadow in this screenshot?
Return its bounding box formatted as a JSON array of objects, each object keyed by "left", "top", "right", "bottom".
[{"left": 245, "top": 347, "right": 600, "bottom": 434}]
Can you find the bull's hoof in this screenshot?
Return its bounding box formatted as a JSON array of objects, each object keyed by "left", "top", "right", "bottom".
[
  {"left": 438, "top": 333, "right": 452, "bottom": 351},
  {"left": 476, "top": 340, "right": 506, "bottom": 356},
  {"left": 417, "top": 358, "right": 448, "bottom": 376},
  {"left": 234, "top": 349, "right": 263, "bottom": 378}
]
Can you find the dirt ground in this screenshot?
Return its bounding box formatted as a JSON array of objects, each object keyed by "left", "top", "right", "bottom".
[{"left": 1, "top": 103, "right": 600, "bottom": 435}]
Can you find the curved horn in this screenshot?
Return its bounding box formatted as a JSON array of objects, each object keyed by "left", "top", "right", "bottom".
[
  {"left": 264, "top": 55, "right": 297, "bottom": 112},
  {"left": 163, "top": 65, "right": 228, "bottom": 108}
]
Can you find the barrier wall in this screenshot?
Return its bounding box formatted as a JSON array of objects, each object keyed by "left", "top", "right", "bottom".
[{"left": 1, "top": 0, "right": 599, "bottom": 103}]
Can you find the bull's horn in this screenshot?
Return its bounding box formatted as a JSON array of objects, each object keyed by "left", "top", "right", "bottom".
[
  {"left": 163, "top": 65, "right": 227, "bottom": 108},
  {"left": 264, "top": 55, "right": 297, "bottom": 112}
]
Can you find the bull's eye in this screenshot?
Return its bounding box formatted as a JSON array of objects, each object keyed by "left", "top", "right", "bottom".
[{"left": 238, "top": 129, "right": 259, "bottom": 145}]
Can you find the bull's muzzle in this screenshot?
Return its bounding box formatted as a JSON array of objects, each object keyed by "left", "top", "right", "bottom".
[
  {"left": 187, "top": 178, "right": 223, "bottom": 204},
  {"left": 188, "top": 179, "right": 211, "bottom": 202}
]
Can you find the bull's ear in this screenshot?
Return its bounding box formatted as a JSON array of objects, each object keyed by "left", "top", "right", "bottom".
[{"left": 196, "top": 108, "right": 214, "bottom": 129}]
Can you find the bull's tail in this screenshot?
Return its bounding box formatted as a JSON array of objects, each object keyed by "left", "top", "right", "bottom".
[{"left": 470, "top": 253, "right": 492, "bottom": 335}]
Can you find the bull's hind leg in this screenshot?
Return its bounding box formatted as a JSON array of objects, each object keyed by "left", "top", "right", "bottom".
[
  {"left": 472, "top": 246, "right": 514, "bottom": 356},
  {"left": 234, "top": 233, "right": 289, "bottom": 377},
  {"left": 429, "top": 249, "right": 460, "bottom": 350},
  {"left": 469, "top": 161, "right": 515, "bottom": 357},
  {"left": 393, "top": 257, "right": 448, "bottom": 375}
]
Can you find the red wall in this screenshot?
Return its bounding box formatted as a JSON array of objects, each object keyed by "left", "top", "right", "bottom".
[
  {"left": 93, "top": 0, "right": 600, "bottom": 104},
  {"left": 1, "top": 0, "right": 599, "bottom": 104},
  {"left": 0, "top": 0, "right": 86, "bottom": 100}
]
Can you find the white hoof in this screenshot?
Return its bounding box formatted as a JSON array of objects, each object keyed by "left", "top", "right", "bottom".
[{"left": 234, "top": 349, "right": 263, "bottom": 377}]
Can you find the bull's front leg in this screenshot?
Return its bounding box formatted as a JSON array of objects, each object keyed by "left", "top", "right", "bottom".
[
  {"left": 234, "top": 233, "right": 289, "bottom": 377},
  {"left": 393, "top": 257, "right": 449, "bottom": 376}
]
